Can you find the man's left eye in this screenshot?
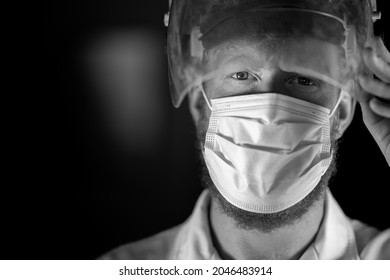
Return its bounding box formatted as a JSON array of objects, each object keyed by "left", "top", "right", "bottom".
[{"left": 288, "top": 77, "right": 317, "bottom": 86}]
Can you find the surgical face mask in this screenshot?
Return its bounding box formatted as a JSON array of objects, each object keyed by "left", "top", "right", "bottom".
[{"left": 202, "top": 92, "right": 342, "bottom": 213}]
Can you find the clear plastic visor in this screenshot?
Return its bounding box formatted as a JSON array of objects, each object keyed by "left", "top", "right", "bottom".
[{"left": 168, "top": 9, "right": 359, "bottom": 111}]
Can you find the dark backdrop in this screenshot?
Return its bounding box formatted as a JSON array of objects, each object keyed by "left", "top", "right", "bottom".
[{"left": 3, "top": 0, "right": 388, "bottom": 260}]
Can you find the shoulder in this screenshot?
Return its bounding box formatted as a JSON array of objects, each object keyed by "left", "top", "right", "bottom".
[
  {"left": 100, "top": 190, "right": 213, "bottom": 260},
  {"left": 100, "top": 225, "right": 183, "bottom": 260},
  {"left": 351, "top": 220, "right": 390, "bottom": 259}
]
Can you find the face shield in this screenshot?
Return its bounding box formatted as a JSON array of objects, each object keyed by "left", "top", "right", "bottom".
[{"left": 167, "top": 0, "right": 374, "bottom": 111}]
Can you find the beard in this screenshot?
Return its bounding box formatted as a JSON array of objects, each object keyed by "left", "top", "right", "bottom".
[{"left": 195, "top": 97, "right": 340, "bottom": 233}]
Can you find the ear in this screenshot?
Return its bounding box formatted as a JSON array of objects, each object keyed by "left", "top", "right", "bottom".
[
  {"left": 187, "top": 89, "right": 204, "bottom": 124},
  {"left": 335, "top": 92, "right": 356, "bottom": 138}
]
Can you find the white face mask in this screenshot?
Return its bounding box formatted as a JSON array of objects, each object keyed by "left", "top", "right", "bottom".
[{"left": 202, "top": 92, "right": 341, "bottom": 213}]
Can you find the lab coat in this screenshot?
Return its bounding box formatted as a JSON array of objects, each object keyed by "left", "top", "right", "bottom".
[{"left": 102, "top": 190, "right": 390, "bottom": 259}]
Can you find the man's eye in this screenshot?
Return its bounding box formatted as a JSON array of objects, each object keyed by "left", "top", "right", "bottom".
[
  {"left": 289, "top": 76, "right": 317, "bottom": 86},
  {"left": 230, "top": 71, "right": 250, "bottom": 80}
]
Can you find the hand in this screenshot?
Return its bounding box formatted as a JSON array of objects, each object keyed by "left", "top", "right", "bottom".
[{"left": 358, "top": 37, "right": 390, "bottom": 166}]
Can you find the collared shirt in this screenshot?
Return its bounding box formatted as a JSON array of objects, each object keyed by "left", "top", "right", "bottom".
[{"left": 102, "top": 190, "right": 390, "bottom": 260}]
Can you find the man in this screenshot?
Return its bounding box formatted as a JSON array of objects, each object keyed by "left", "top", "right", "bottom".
[{"left": 102, "top": 0, "right": 390, "bottom": 259}]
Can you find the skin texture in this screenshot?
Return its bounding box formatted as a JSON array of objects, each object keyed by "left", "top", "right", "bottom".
[{"left": 187, "top": 36, "right": 389, "bottom": 259}]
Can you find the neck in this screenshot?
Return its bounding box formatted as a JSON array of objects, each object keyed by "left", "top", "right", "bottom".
[{"left": 209, "top": 198, "right": 325, "bottom": 260}]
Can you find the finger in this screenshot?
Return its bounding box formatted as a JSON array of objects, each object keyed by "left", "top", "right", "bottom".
[
  {"left": 362, "top": 47, "right": 390, "bottom": 83},
  {"left": 369, "top": 98, "right": 390, "bottom": 118},
  {"left": 359, "top": 75, "right": 390, "bottom": 100},
  {"left": 373, "top": 37, "right": 390, "bottom": 63}
]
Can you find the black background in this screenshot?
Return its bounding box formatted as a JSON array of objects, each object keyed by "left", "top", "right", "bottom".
[{"left": 3, "top": 0, "right": 388, "bottom": 260}]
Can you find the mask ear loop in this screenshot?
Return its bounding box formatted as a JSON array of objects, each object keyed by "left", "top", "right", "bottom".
[
  {"left": 201, "top": 85, "right": 213, "bottom": 111},
  {"left": 329, "top": 90, "right": 346, "bottom": 117}
]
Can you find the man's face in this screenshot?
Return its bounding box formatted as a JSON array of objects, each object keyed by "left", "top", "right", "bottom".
[{"left": 196, "top": 37, "right": 342, "bottom": 232}]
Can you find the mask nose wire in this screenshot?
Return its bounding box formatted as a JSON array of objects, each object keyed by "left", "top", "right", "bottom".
[
  {"left": 329, "top": 90, "right": 345, "bottom": 117},
  {"left": 201, "top": 85, "right": 343, "bottom": 117},
  {"left": 201, "top": 86, "right": 213, "bottom": 111}
]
